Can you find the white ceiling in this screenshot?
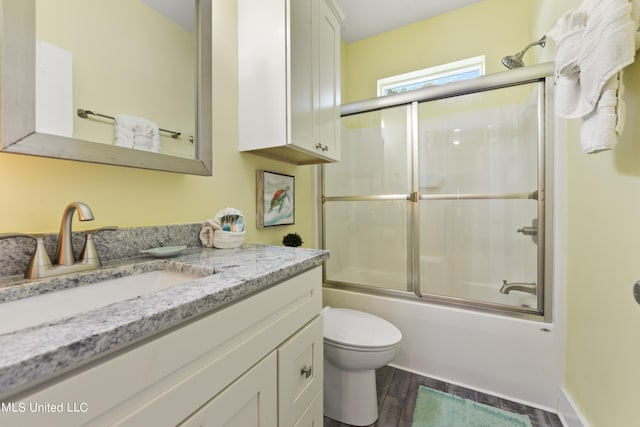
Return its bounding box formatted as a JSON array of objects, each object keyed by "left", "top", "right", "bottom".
[
  {"left": 340, "top": 0, "right": 485, "bottom": 43},
  {"left": 142, "top": 0, "right": 195, "bottom": 32},
  {"left": 140, "top": 0, "right": 486, "bottom": 42}
]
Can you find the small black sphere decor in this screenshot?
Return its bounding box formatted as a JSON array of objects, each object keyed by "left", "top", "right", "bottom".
[{"left": 282, "top": 233, "right": 303, "bottom": 247}]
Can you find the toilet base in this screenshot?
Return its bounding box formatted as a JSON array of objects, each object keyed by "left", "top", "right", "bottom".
[{"left": 323, "top": 358, "right": 378, "bottom": 426}]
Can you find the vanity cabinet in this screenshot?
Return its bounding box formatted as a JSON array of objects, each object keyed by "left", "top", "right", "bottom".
[
  {"left": 278, "top": 315, "right": 323, "bottom": 426},
  {"left": 1, "top": 267, "right": 323, "bottom": 427},
  {"left": 179, "top": 352, "right": 278, "bottom": 426},
  {"left": 238, "top": 0, "right": 344, "bottom": 164}
]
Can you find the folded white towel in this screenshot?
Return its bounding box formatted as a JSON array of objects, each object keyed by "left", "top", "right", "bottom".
[
  {"left": 633, "top": 0, "right": 640, "bottom": 50},
  {"left": 199, "top": 220, "right": 219, "bottom": 248},
  {"left": 548, "top": 8, "right": 586, "bottom": 79},
  {"left": 548, "top": 0, "right": 636, "bottom": 153},
  {"left": 578, "top": 1, "right": 635, "bottom": 108},
  {"left": 549, "top": 0, "right": 635, "bottom": 119},
  {"left": 580, "top": 72, "right": 625, "bottom": 153},
  {"left": 114, "top": 114, "right": 161, "bottom": 153}
]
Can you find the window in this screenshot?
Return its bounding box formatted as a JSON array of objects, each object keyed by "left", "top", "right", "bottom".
[{"left": 377, "top": 55, "right": 485, "bottom": 96}]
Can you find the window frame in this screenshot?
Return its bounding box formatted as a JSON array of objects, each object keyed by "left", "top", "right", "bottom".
[{"left": 377, "top": 55, "right": 486, "bottom": 97}]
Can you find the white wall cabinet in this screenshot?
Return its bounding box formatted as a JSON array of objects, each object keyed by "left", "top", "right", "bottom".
[
  {"left": 238, "top": 0, "right": 344, "bottom": 164},
  {"left": 1, "top": 267, "right": 323, "bottom": 427}
]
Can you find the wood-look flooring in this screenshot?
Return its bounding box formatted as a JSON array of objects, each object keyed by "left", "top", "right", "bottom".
[{"left": 323, "top": 366, "right": 564, "bottom": 427}]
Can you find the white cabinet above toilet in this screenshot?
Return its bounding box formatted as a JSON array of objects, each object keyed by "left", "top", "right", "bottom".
[{"left": 238, "top": 0, "right": 345, "bottom": 164}]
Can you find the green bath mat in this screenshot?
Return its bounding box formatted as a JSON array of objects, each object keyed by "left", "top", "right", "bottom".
[{"left": 411, "top": 386, "right": 533, "bottom": 427}]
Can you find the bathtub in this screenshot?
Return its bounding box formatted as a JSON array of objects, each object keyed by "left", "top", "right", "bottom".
[{"left": 323, "top": 286, "right": 560, "bottom": 411}]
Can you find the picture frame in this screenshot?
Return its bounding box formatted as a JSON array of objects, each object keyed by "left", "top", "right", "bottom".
[{"left": 256, "top": 170, "right": 295, "bottom": 228}]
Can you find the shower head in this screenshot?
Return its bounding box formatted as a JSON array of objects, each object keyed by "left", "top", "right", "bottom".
[{"left": 501, "top": 35, "right": 546, "bottom": 69}]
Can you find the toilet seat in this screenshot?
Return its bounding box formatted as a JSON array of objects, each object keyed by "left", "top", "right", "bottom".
[
  {"left": 324, "top": 338, "right": 400, "bottom": 352},
  {"left": 323, "top": 307, "right": 402, "bottom": 350}
]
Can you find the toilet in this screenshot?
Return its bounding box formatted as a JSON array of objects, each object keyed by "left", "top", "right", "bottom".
[{"left": 322, "top": 306, "right": 402, "bottom": 426}]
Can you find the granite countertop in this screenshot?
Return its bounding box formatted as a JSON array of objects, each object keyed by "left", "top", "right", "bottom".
[{"left": 0, "top": 244, "right": 329, "bottom": 399}]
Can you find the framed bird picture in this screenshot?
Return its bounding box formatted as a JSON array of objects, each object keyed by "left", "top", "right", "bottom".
[{"left": 256, "top": 170, "right": 295, "bottom": 228}]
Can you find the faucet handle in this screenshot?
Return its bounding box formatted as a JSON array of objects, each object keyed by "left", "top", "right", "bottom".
[
  {"left": 0, "top": 232, "right": 45, "bottom": 240},
  {"left": 80, "top": 226, "right": 118, "bottom": 266},
  {"left": 0, "top": 233, "right": 53, "bottom": 279},
  {"left": 82, "top": 226, "right": 118, "bottom": 236}
]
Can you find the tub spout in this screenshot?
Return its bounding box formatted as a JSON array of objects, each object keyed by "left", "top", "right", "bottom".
[{"left": 500, "top": 280, "right": 537, "bottom": 295}]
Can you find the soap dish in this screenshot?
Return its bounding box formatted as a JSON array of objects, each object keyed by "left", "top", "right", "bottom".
[{"left": 140, "top": 245, "right": 187, "bottom": 258}]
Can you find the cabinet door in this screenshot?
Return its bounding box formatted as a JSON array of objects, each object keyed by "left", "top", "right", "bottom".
[
  {"left": 317, "top": 0, "right": 341, "bottom": 161},
  {"left": 278, "top": 316, "right": 323, "bottom": 427},
  {"left": 178, "top": 352, "right": 277, "bottom": 427},
  {"left": 290, "top": 0, "right": 315, "bottom": 153}
]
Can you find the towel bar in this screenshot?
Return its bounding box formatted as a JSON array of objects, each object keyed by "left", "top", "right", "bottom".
[{"left": 77, "top": 108, "right": 181, "bottom": 139}]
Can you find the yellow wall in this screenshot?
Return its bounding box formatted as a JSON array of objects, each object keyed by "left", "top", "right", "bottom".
[
  {"left": 565, "top": 67, "right": 640, "bottom": 426},
  {"left": 37, "top": 0, "right": 196, "bottom": 158},
  {"left": 0, "top": 0, "right": 316, "bottom": 248},
  {"left": 536, "top": 1, "right": 640, "bottom": 425},
  {"left": 342, "top": 0, "right": 533, "bottom": 103}
]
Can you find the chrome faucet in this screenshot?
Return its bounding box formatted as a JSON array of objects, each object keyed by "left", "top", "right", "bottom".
[
  {"left": 499, "top": 280, "right": 537, "bottom": 295},
  {"left": 0, "top": 202, "right": 116, "bottom": 279},
  {"left": 55, "top": 202, "right": 94, "bottom": 266}
]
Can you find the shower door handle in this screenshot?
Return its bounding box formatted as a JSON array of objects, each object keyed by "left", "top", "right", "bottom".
[
  {"left": 517, "top": 226, "right": 537, "bottom": 236},
  {"left": 517, "top": 219, "right": 538, "bottom": 236}
]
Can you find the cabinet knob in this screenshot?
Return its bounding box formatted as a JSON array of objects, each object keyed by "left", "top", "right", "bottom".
[
  {"left": 300, "top": 365, "right": 312, "bottom": 378},
  {"left": 315, "top": 143, "right": 329, "bottom": 152}
]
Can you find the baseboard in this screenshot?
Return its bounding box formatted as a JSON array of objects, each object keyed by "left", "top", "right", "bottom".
[{"left": 557, "top": 388, "right": 589, "bottom": 427}]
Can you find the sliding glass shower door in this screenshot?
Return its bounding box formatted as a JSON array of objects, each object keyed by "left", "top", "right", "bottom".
[
  {"left": 417, "top": 83, "right": 542, "bottom": 311},
  {"left": 322, "top": 72, "right": 550, "bottom": 317},
  {"left": 324, "top": 106, "right": 411, "bottom": 292}
]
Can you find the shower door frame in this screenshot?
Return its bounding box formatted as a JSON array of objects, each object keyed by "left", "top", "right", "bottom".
[{"left": 321, "top": 63, "right": 555, "bottom": 321}]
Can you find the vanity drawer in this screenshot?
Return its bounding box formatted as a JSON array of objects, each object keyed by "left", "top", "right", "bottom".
[
  {"left": 293, "top": 390, "right": 322, "bottom": 427},
  {"left": 278, "top": 315, "right": 323, "bottom": 427}
]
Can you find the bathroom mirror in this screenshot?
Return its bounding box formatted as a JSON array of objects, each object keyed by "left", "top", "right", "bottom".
[{"left": 0, "top": 0, "right": 212, "bottom": 175}]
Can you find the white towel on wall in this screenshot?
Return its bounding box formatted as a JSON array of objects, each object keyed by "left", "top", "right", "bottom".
[
  {"left": 547, "top": 0, "right": 636, "bottom": 153},
  {"left": 114, "top": 115, "right": 161, "bottom": 153},
  {"left": 549, "top": 0, "right": 635, "bottom": 118},
  {"left": 632, "top": 0, "right": 640, "bottom": 48},
  {"left": 580, "top": 71, "right": 625, "bottom": 153}
]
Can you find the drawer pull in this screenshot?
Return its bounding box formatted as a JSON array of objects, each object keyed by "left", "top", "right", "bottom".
[{"left": 300, "top": 366, "right": 312, "bottom": 378}]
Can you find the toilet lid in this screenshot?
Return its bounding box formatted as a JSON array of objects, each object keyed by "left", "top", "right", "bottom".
[{"left": 322, "top": 308, "right": 402, "bottom": 349}]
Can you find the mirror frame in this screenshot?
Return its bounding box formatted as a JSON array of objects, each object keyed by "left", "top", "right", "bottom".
[{"left": 0, "top": 0, "right": 212, "bottom": 176}]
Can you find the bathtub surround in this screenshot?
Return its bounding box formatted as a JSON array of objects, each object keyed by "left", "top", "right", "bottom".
[
  {"left": 0, "top": 243, "right": 328, "bottom": 398},
  {"left": 323, "top": 287, "right": 559, "bottom": 411}
]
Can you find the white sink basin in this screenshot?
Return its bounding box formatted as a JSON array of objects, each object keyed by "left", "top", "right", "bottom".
[{"left": 0, "top": 269, "right": 203, "bottom": 335}]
